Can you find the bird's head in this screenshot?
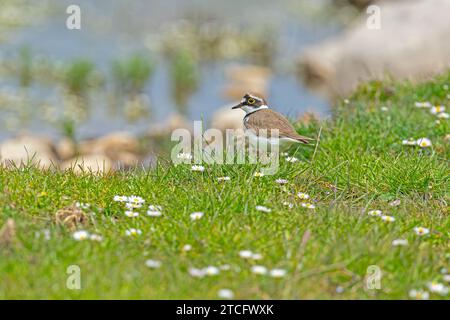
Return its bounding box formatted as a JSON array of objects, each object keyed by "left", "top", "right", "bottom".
[{"left": 232, "top": 93, "right": 268, "bottom": 114}]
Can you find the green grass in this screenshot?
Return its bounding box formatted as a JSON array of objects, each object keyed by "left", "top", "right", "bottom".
[
  {"left": 0, "top": 73, "right": 449, "bottom": 299},
  {"left": 62, "top": 59, "right": 97, "bottom": 96},
  {"left": 112, "top": 54, "right": 154, "bottom": 96}
]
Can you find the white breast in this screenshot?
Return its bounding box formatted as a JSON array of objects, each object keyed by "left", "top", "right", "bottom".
[{"left": 245, "top": 129, "right": 299, "bottom": 148}]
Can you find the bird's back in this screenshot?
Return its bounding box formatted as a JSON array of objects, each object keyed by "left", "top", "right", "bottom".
[{"left": 244, "top": 109, "right": 311, "bottom": 144}]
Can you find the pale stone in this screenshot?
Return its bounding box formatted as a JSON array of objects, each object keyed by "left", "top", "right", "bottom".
[
  {"left": 223, "top": 64, "right": 271, "bottom": 100},
  {"left": 298, "top": 0, "right": 450, "bottom": 99},
  {"left": 61, "top": 154, "right": 113, "bottom": 174},
  {"left": 78, "top": 132, "right": 139, "bottom": 160},
  {"left": 56, "top": 137, "right": 76, "bottom": 160},
  {"left": 0, "top": 134, "right": 57, "bottom": 168},
  {"left": 148, "top": 113, "right": 192, "bottom": 139}
]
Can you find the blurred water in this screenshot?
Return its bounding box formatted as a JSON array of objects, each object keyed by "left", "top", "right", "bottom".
[{"left": 0, "top": 0, "right": 340, "bottom": 140}]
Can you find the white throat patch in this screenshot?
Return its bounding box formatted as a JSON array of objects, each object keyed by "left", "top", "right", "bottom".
[{"left": 241, "top": 104, "right": 268, "bottom": 115}]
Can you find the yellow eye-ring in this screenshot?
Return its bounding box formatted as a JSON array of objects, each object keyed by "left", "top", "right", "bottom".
[{"left": 247, "top": 98, "right": 255, "bottom": 104}]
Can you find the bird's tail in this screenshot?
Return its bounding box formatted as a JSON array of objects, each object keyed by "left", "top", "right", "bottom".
[{"left": 291, "top": 133, "right": 314, "bottom": 144}]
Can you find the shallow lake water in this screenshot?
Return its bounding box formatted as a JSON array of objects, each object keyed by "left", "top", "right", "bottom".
[{"left": 0, "top": 0, "right": 340, "bottom": 140}]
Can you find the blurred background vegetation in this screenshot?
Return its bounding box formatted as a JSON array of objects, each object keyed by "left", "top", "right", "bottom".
[
  {"left": 0, "top": 0, "right": 351, "bottom": 142},
  {"left": 1, "top": 0, "right": 447, "bottom": 171}
]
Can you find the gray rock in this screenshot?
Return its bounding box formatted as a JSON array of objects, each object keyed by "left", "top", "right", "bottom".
[
  {"left": 298, "top": 0, "right": 450, "bottom": 99},
  {"left": 0, "top": 134, "right": 58, "bottom": 168}
]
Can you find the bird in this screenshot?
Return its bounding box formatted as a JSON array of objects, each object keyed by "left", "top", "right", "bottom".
[{"left": 231, "top": 93, "right": 313, "bottom": 149}]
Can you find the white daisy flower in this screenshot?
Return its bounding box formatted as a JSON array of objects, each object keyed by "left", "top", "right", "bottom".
[
  {"left": 148, "top": 205, "right": 162, "bottom": 211},
  {"left": 270, "top": 268, "right": 287, "bottom": 278},
  {"left": 430, "top": 105, "right": 445, "bottom": 114},
  {"left": 89, "top": 234, "right": 103, "bottom": 242},
  {"left": 182, "top": 244, "right": 192, "bottom": 252},
  {"left": 381, "top": 106, "right": 389, "bottom": 112},
  {"left": 145, "top": 259, "right": 162, "bottom": 269},
  {"left": 251, "top": 253, "right": 263, "bottom": 260},
  {"left": 275, "top": 179, "right": 288, "bottom": 184},
  {"left": 177, "top": 153, "right": 192, "bottom": 160},
  {"left": 414, "top": 227, "right": 430, "bottom": 236},
  {"left": 36, "top": 229, "right": 51, "bottom": 240},
  {"left": 73, "top": 230, "right": 89, "bottom": 241},
  {"left": 43, "top": 229, "right": 51, "bottom": 240},
  {"left": 125, "top": 228, "right": 142, "bottom": 236},
  {"left": 191, "top": 165, "right": 205, "bottom": 172},
  {"left": 402, "top": 139, "right": 417, "bottom": 146},
  {"left": 239, "top": 250, "right": 253, "bottom": 259},
  {"left": 190, "top": 212, "right": 204, "bottom": 220},
  {"left": 253, "top": 172, "right": 264, "bottom": 177},
  {"left": 217, "top": 289, "right": 234, "bottom": 299},
  {"left": 409, "top": 289, "right": 429, "bottom": 300},
  {"left": 217, "top": 176, "right": 231, "bottom": 181},
  {"left": 381, "top": 215, "right": 396, "bottom": 222},
  {"left": 147, "top": 210, "right": 162, "bottom": 217},
  {"left": 113, "top": 195, "right": 128, "bottom": 202},
  {"left": 368, "top": 210, "right": 382, "bottom": 217},
  {"left": 75, "top": 202, "right": 90, "bottom": 210},
  {"left": 205, "top": 266, "right": 220, "bottom": 276},
  {"left": 437, "top": 112, "right": 449, "bottom": 119},
  {"left": 392, "top": 239, "right": 408, "bottom": 246},
  {"left": 251, "top": 265, "right": 268, "bottom": 275},
  {"left": 256, "top": 205, "right": 272, "bottom": 213},
  {"left": 414, "top": 101, "right": 432, "bottom": 108},
  {"left": 427, "top": 281, "right": 448, "bottom": 295},
  {"left": 125, "top": 211, "right": 139, "bottom": 218},
  {"left": 125, "top": 202, "right": 143, "bottom": 209},
  {"left": 285, "top": 156, "right": 299, "bottom": 163},
  {"left": 128, "top": 195, "right": 145, "bottom": 204},
  {"left": 297, "top": 192, "right": 310, "bottom": 200},
  {"left": 188, "top": 268, "right": 206, "bottom": 278},
  {"left": 282, "top": 201, "right": 294, "bottom": 209},
  {"left": 301, "top": 203, "right": 316, "bottom": 209},
  {"left": 416, "top": 138, "right": 432, "bottom": 148}
]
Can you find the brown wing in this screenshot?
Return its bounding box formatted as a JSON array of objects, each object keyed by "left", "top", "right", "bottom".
[{"left": 245, "top": 109, "right": 313, "bottom": 144}]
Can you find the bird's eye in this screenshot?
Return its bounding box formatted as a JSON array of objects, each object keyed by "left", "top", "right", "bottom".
[{"left": 247, "top": 98, "right": 255, "bottom": 104}]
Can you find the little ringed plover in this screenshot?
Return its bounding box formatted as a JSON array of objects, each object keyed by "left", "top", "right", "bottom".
[{"left": 232, "top": 93, "right": 313, "bottom": 147}]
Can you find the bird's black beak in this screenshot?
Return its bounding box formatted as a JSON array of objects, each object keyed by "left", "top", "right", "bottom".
[{"left": 232, "top": 102, "right": 243, "bottom": 109}]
